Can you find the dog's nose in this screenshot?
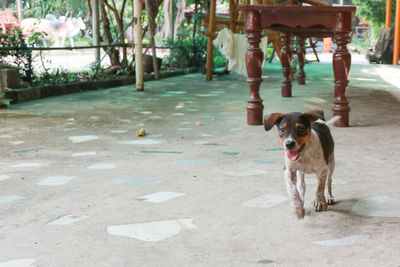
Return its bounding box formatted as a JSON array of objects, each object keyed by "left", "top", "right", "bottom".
[{"left": 285, "top": 140, "right": 296, "bottom": 150}]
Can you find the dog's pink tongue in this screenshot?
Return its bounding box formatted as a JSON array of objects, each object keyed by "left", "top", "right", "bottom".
[{"left": 287, "top": 150, "right": 299, "bottom": 161}]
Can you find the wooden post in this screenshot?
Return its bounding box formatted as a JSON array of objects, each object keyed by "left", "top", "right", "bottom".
[
  {"left": 393, "top": 0, "right": 400, "bottom": 65},
  {"left": 17, "top": 0, "right": 23, "bottom": 21},
  {"left": 206, "top": 0, "right": 216, "bottom": 81},
  {"left": 386, "top": 0, "right": 392, "bottom": 28},
  {"left": 92, "top": 0, "right": 100, "bottom": 62},
  {"left": 134, "top": 0, "right": 144, "bottom": 90},
  {"left": 145, "top": 0, "right": 160, "bottom": 80}
]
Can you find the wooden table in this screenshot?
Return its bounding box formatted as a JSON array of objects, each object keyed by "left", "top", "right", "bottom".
[{"left": 238, "top": 5, "right": 356, "bottom": 127}]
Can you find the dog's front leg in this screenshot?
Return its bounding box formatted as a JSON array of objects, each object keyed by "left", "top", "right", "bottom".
[
  {"left": 314, "top": 170, "right": 328, "bottom": 212},
  {"left": 296, "top": 170, "right": 306, "bottom": 203},
  {"left": 284, "top": 168, "right": 305, "bottom": 219}
]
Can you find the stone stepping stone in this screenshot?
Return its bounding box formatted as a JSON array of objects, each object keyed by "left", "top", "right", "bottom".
[
  {"left": 266, "top": 148, "right": 283, "bottom": 151},
  {"left": 0, "top": 258, "right": 36, "bottom": 267},
  {"left": 107, "top": 219, "right": 196, "bottom": 241},
  {"left": 37, "top": 176, "right": 76, "bottom": 186},
  {"left": 11, "top": 163, "right": 41, "bottom": 168},
  {"left": 222, "top": 152, "right": 239, "bottom": 156},
  {"left": 223, "top": 170, "right": 266, "bottom": 177},
  {"left": 0, "top": 175, "right": 10, "bottom": 181},
  {"left": 252, "top": 158, "right": 275, "bottom": 164},
  {"left": 113, "top": 178, "right": 156, "bottom": 185},
  {"left": 242, "top": 194, "right": 287, "bottom": 209},
  {"left": 47, "top": 214, "right": 88, "bottom": 225},
  {"left": 72, "top": 151, "right": 96, "bottom": 157},
  {"left": 119, "top": 139, "right": 162, "bottom": 145},
  {"left": 9, "top": 141, "right": 25, "bottom": 145},
  {"left": 13, "top": 148, "right": 45, "bottom": 154},
  {"left": 313, "top": 235, "right": 369, "bottom": 247},
  {"left": 110, "top": 130, "right": 128, "bottom": 133},
  {"left": 87, "top": 163, "right": 116, "bottom": 170},
  {"left": 137, "top": 192, "right": 185, "bottom": 203},
  {"left": 167, "top": 91, "right": 187, "bottom": 94},
  {"left": 0, "top": 195, "right": 24, "bottom": 204},
  {"left": 68, "top": 135, "right": 99, "bottom": 143},
  {"left": 351, "top": 196, "right": 400, "bottom": 217}
]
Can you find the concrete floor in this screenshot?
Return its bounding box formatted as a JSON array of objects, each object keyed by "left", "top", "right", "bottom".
[{"left": 1, "top": 55, "right": 400, "bottom": 266}]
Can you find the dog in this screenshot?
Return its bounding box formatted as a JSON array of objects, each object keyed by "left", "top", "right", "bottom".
[{"left": 264, "top": 110, "right": 335, "bottom": 219}]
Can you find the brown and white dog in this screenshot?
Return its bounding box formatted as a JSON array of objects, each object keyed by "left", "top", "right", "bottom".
[{"left": 264, "top": 110, "right": 335, "bottom": 219}]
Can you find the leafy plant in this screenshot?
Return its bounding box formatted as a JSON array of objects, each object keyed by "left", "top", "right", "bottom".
[
  {"left": 0, "top": 28, "right": 43, "bottom": 84},
  {"left": 161, "top": 24, "right": 226, "bottom": 70}
]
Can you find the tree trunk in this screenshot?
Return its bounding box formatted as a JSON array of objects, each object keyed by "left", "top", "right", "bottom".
[{"left": 99, "top": 0, "right": 120, "bottom": 66}]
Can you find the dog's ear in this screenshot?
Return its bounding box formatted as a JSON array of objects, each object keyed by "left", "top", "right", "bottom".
[
  {"left": 264, "top": 113, "right": 284, "bottom": 131},
  {"left": 303, "top": 109, "right": 325, "bottom": 123}
]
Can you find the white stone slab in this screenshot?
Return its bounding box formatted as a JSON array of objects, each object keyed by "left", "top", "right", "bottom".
[
  {"left": 242, "top": 194, "right": 287, "bottom": 209},
  {"left": 173, "top": 113, "right": 184, "bottom": 116},
  {"left": 201, "top": 133, "right": 212, "bottom": 137},
  {"left": 137, "top": 192, "right": 185, "bottom": 203},
  {"left": 0, "top": 134, "right": 12, "bottom": 138},
  {"left": 140, "top": 111, "right": 152, "bottom": 114},
  {"left": 37, "top": 176, "right": 76, "bottom": 186},
  {"left": 9, "top": 141, "right": 25, "bottom": 145},
  {"left": 110, "top": 130, "right": 128, "bottom": 133},
  {"left": 0, "top": 195, "right": 24, "bottom": 204},
  {"left": 68, "top": 135, "right": 99, "bottom": 143},
  {"left": 47, "top": 214, "right": 88, "bottom": 225},
  {"left": 0, "top": 258, "right": 36, "bottom": 267},
  {"left": 0, "top": 175, "right": 10, "bottom": 181},
  {"left": 87, "top": 163, "right": 116, "bottom": 170},
  {"left": 107, "top": 219, "right": 196, "bottom": 241},
  {"left": 313, "top": 235, "right": 369, "bottom": 247},
  {"left": 194, "top": 141, "right": 208, "bottom": 145},
  {"left": 119, "top": 139, "right": 162, "bottom": 145},
  {"left": 223, "top": 170, "right": 266, "bottom": 177},
  {"left": 11, "top": 163, "right": 41, "bottom": 168},
  {"left": 177, "top": 128, "right": 192, "bottom": 131},
  {"left": 351, "top": 196, "right": 400, "bottom": 217},
  {"left": 72, "top": 151, "right": 96, "bottom": 157}
]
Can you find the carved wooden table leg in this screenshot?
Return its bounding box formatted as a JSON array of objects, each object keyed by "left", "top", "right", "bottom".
[
  {"left": 332, "top": 12, "right": 352, "bottom": 127},
  {"left": 245, "top": 10, "right": 264, "bottom": 125},
  {"left": 296, "top": 36, "right": 306, "bottom": 85},
  {"left": 280, "top": 32, "right": 293, "bottom": 97}
]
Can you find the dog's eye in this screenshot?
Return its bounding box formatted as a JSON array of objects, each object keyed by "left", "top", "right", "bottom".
[
  {"left": 279, "top": 128, "right": 285, "bottom": 136},
  {"left": 297, "top": 126, "right": 306, "bottom": 136}
]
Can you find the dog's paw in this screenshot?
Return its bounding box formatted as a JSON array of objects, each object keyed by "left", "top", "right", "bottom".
[
  {"left": 295, "top": 208, "right": 305, "bottom": 219},
  {"left": 314, "top": 200, "right": 328, "bottom": 212},
  {"left": 326, "top": 196, "right": 335, "bottom": 205}
]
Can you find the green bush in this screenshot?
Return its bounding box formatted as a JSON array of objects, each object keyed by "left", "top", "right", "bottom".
[
  {"left": 0, "top": 28, "right": 42, "bottom": 83},
  {"left": 161, "top": 24, "right": 226, "bottom": 71}
]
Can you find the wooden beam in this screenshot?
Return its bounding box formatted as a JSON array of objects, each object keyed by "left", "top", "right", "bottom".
[
  {"left": 386, "top": 0, "right": 392, "bottom": 28},
  {"left": 206, "top": 0, "right": 216, "bottom": 81},
  {"left": 393, "top": 0, "right": 400, "bottom": 64},
  {"left": 134, "top": 0, "right": 144, "bottom": 90}
]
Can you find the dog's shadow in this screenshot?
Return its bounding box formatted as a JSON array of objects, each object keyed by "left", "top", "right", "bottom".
[{"left": 328, "top": 198, "right": 358, "bottom": 214}]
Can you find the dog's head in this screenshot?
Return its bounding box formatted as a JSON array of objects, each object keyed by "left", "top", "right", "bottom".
[{"left": 264, "top": 110, "right": 325, "bottom": 161}]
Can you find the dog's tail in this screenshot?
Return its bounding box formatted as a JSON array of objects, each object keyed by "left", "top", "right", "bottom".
[{"left": 325, "top": 116, "right": 341, "bottom": 127}]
